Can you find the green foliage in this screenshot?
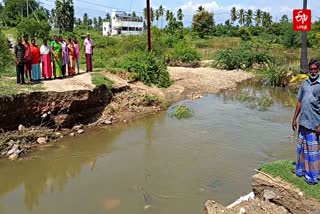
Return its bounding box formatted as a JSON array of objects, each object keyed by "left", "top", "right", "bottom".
[
  {"left": 143, "top": 93, "right": 160, "bottom": 106},
  {"left": 239, "top": 27, "right": 252, "bottom": 41},
  {"left": 17, "top": 19, "right": 50, "bottom": 39},
  {"left": 91, "top": 72, "right": 114, "bottom": 88},
  {"left": 0, "top": 28, "right": 14, "bottom": 76},
  {"left": 0, "top": 77, "right": 44, "bottom": 95},
  {"left": 237, "top": 94, "right": 273, "bottom": 111},
  {"left": 54, "top": 0, "right": 74, "bottom": 33},
  {"left": 193, "top": 39, "right": 209, "bottom": 48},
  {"left": 171, "top": 104, "right": 193, "bottom": 119},
  {"left": 213, "top": 42, "right": 275, "bottom": 70},
  {"left": 260, "top": 65, "right": 298, "bottom": 87},
  {"left": 192, "top": 9, "right": 215, "bottom": 38},
  {"left": 166, "top": 41, "right": 201, "bottom": 64},
  {"left": 120, "top": 50, "right": 173, "bottom": 88},
  {"left": 260, "top": 160, "right": 320, "bottom": 200}
]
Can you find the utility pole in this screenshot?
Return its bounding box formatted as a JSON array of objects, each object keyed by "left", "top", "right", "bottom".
[
  {"left": 26, "top": 0, "right": 29, "bottom": 18},
  {"left": 300, "top": 0, "right": 308, "bottom": 73},
  {"left": 146, "top": 0, "right": 151, "bottom": 52}
]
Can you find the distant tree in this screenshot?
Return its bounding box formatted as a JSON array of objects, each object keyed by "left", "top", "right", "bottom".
[
  {"left": 54, "top": 0, "right": 74, "bottom": 33},
  {"left": 197, "top": 6, "right": 204, "bottom": 12},
  {"left": 93, "top": 17, "right": 98, "bottom": 29},
  {"left": 17, "top": 18, "right": 50, "bottom": 39},
  {"left": 165, "top": 9, "right": 171, "bottom": 22},
  {"left": 150, "top": 7, "right": 154, "bottom": 23},
  {"left": 143, "top": 7, "right": 147, "bottom": 20},
  {"left": 98, "top": 16, "right": 102, "bottom": 30},
  {"left": 230, "top": 6, "right": 237, "bottom": 25},
  {"left": 88, "top": 18, "right": 93, "bottom": 29},
  {"left": 105, "top": 12, "right": 110, "bottom": 22},
  {"left": 225, "top": 19, "right": 231, "bottom": 27},
  {"left": 155, "top": 9, "right": 159, "bottom": 27},
  {"left": 158, "top": 5, "right": 165, "bottom": 29},
  {"left": 262, "top": 11, "right": 272, "bottom": 27},
  {"left": 177, "top": 8, "right": 183, "bottom": 21},
  {"left": 2, "top": 0, "right": 39, "bottom": 26},
  {"left": 254, "top": 9, "right": 262, "bottom": 26},
  {"left": 83, "top": 13, "right": 88, "bottom": 27},
  {"left": 280, "top": 15, "right": 289, "bottom": 23},
  {"left": 238, "top": 9, "right": 245, "bottom": 27},
  {"left": 246, "top": 9, "right": 253, "bottom": 26},
  {"left": 192, "top": 7, "right": 214, "bottom": 38}
]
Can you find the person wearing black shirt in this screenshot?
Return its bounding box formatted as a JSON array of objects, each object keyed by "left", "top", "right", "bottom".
[{"left": 14, "top": 36, "right": 25, "bottom": 84}]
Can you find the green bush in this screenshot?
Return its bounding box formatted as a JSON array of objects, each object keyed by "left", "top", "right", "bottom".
[
  {"left": 166, "top": 41, "right": 201, "bottom": 64},
  {"left": 170, "top": 104, "right": 193, "bottom": 119},
  {"left": 0, "top": 28, "right": 14, "bottom": 76},
  {"left": 120, "top": 50, "right": 173, "bottom": 88},
  {"left": 17, "top": 19, "right": 50, "bottom": 39},
  {"left": 260, "top": 65, "right": 298, "bottom": 87},
  {"left": 213, "top": 42, "right": 275, "bottom": 70}
]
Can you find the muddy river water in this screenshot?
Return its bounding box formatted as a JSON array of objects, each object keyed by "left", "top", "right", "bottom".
[{"left": 0, "top": 83, "right": 298, "bottom": 214}]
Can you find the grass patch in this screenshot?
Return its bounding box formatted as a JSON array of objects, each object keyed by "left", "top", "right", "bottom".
[
  {"left": 260, "top": 160, "right": 320, "bottom": 200},
  {"left": 237, "top": 94, "right": 273, "bottom": 111},
  {"left": 170, "top": 104, "right": 193, "bottom": 119},
  {"left": 143, "top": 93, "right": 169, "bottom": 108},
  {"left": 0, "top": 77, "right": 44, "bottom": 96},
  {"left": 91, "top": 72, "right": 114, "bottom": 88}
]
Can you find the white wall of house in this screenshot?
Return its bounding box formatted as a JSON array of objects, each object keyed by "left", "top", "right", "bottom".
[{"left": 102, "top": 9, "right": 144, "bottom": 36}]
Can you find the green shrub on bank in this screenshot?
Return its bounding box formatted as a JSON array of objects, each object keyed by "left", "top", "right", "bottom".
[
  {"left": 260, "top": 65, "right": 298, "bottom": 87},
  {"left": 120, "top": 50, "right": 173, "bottom": 88},
  {"left": 166, "top": 41, "right": 201, "bottom": 64},
  {"left": 213, "top": 42, "right": 275, "bottom": 70}
]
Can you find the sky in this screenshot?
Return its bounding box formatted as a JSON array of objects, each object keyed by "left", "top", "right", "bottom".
[{"left": 39, "top": 0, "right": 320, "bottom": 25}]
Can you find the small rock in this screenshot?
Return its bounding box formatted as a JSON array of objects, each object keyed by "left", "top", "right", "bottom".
[
  {"left": 239, "top": 207, "right": 246, "bottom": 214},
  {"left": 123, "top": 120, "right": 127, "bottom": 123},
  {"left": 37, "top": 137, "right": 47, "bottom": 145},
  {"left": 73, "top": 125, "right": 84, "bottom": 131},
  {"left": 18, "top": 124, "right": 25, "bottom": 131},
  {"left": 55, "top": 132, "right": 61, "bottom": 136},
  {"left": 77, "top": 129, "right": 84, "bottom": 134},
  {"left": 298, "top": 192, "right": 303, "bottom": 196},
  {"left": 41, "top": 113, "right": 48, "bottom": 118},
  {"left": 103, "top": 120, "right": 112, "bottom": 125},
  {"left": 263, "top": 189, "right": 276, "bottom": 200},
  {"left": 70, "top": 133, "right": 75, "bottom": 137},
  {"left": 8, "top": 153, "right": 19, "bottom": 160},
  {"left": 6, "top": 144, "right": 19, "bottom": 156}
]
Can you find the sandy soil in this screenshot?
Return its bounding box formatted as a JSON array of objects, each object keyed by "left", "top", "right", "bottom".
[
  {"left": 42, "top": 67, "right": 253, "bottom": 99},
  {"left": 43, "top": 72, "right": 94, "bottom": 92}
]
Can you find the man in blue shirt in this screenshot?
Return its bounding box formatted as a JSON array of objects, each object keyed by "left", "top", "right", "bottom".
[{"left": 292, "top": 59, "right": 320, "bottom": 184}]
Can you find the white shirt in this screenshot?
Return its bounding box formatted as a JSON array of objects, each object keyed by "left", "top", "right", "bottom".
[{"left": 40, "top": 45, "right": 50, "bottom": 55}]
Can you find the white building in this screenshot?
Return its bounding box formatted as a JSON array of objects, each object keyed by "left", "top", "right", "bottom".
[{"left": 103, "top": 9, "right": 144, "bottom": 36}]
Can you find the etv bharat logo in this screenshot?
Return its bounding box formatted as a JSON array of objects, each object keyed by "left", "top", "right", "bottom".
[{"left": 293, "top": 9, "right": 311, "bottom": 31}]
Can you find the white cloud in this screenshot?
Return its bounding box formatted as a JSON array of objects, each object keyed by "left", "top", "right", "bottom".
[{"left": 180, "top": 1, "right": 220, "bottom": 14}]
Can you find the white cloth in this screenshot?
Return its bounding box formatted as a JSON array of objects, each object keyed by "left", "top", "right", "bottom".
[
  {"left": 40, "top": 45, "right": 50, "bottom": 55},
  {"left": 84, "top": 38, "right": 94, "bottom": 54}
]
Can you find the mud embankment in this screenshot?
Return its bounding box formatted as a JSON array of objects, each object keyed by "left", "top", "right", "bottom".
[
  {"left": 0, "top": 85, "right": 112, "bottom": 130},
  {"left": 205, "top": 172, "right": 320, "bottom": 214}
]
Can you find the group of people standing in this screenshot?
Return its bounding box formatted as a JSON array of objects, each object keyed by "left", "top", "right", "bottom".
[{"left": 14, "top": 33, "right": 94, "bottom": 84}]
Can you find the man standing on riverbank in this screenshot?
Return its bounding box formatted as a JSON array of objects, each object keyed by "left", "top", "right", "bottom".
[
  {"left": 84, "top": 32, "right": 94, "bottom": 72},
  {"left": 292, "top": 59, "right": 320, "bottom": 184},
  {"left": 14, "top": 36, "right": 25, "bottom": 85}
]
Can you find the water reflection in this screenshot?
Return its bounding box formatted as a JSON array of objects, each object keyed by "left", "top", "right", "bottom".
[{"left": 0, "top": 127, "right": 124, "bottom": 210}]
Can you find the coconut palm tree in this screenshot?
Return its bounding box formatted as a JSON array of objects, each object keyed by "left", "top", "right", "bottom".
[
  {"left": 301, "top": 0, "right": 308, "bottom": 72},
  {"left": 165, "top": 9, "right": 171, "bottom": 22},
  {"left": 197, "top": 6, "right": 204, "bottom": 12},
  {"left": 262, "top": 11, "right": 272, "bottom": 27},
  {"left": 54, "top": 0, "right": 74, "bottom": 33},
  {"left": 155, "top": 9, "right": 159, "bottom": 27},
  {"left": 238, "top": 8, "right": 245, "bottom": 27},
  {"left": 246, "top": 9, "right": 253, "bottom": 26},
  {"left": 158, "top": 5, "right": 165, "bottom": 29},
  {"left": 177, "top": 8, "right": 183, "bottom": 21},
  {"left": 254, "top": 9, "right": 262, "bottom": 26},
  {"left": 230, "top": 6, "right": 237, "bottom": 25}
]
